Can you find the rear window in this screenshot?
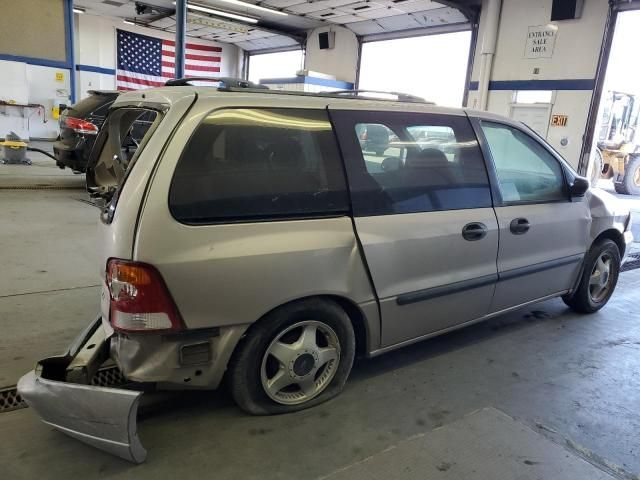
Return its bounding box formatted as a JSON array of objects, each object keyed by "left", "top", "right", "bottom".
[
  {"left": 169, "top": 108, "right": 349, "bottom": 224},
  {"left": 65, "top": 93, "right": 117, "bottom": 118}
]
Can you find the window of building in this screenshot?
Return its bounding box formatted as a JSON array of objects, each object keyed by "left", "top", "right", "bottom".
[{"left": 248, "top": 50, "right": 305, "bottom": 84}]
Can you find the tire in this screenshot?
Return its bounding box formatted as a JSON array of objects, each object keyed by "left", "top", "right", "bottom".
[
  {"left": 228, "top": 298, "right": 355, "bottom": 415},
  {"left": 613, "top": 155, "right": 640, "bottom": 195},
  {"left": 562, "top": 239, "right": 621, "bottom": 313}
]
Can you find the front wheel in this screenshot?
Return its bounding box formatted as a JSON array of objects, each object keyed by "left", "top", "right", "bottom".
[
  {"left": 563, "top": 239, "right": 621, "bottom": 313},
  {"left": 228, "top": 299, "right": 355, "bottom": 415}
]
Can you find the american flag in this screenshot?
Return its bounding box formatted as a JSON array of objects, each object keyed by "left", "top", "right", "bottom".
[{"left": 116, "top": 29, "right": 222, "bottom": 90}]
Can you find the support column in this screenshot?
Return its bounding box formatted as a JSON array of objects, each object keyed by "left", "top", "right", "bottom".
[
  {"left": 175, "top": 0, "right": 187, "bottom": 79},
  {"left": 64, "top": 0, "right": 76, "bottom": 102}
]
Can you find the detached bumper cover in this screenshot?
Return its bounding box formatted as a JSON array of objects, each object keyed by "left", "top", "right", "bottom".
[
  {"left": 18, "top": 370, "right": 146, "bottom": 463},
  {"left": 17, "top": 316, "right": 147, "bottom": 463}
]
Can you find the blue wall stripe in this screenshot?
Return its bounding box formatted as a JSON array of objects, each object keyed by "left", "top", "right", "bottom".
[
  {"left": 468, "top": 79, "right": 596, "bottom": 91},
  {"left": 76, "top": 64, "right": 116, "bottom": 75},
  {"left": 260, "top": 76, "right": 354, "bottom": 89},
  {"left": 0, "top": 54, "right": 70, "bottom": 70}
]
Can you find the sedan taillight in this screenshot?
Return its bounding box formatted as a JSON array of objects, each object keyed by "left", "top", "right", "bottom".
[
  {"left": 64, "top": 116, "right": 99, "bottom": 135},
  {"left": 106, "top": 259, "right": 184, "bottom": 333}
]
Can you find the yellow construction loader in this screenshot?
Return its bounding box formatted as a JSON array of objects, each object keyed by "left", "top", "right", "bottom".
[{"left": 596, "top": 90, "right": 640, "bottom": 195}]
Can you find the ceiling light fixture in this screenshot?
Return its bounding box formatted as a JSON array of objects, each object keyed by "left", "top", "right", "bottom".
[
  {"left": 215, "top": 0, "right": 287, "bottom": 16},
  {"left": 188, "top": 14, "right": 250, "bottom": 33},
  {"left": 173, "top": 1, "right": 258, "bottom": 24},
  {"left": 73, "top": 6, "right": 85, "bottom": 14}
]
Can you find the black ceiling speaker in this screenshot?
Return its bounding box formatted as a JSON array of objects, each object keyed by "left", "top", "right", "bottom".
[
  {"left": 551, "top": 0, "right": 584, "bottom": 21},
  {"left": 318, "top": 31, "right": 335, "bottom": 50}
]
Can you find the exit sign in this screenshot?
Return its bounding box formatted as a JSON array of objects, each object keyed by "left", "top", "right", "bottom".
[{"left": 551, "top": 114, "right": 568, "bottom": 126}]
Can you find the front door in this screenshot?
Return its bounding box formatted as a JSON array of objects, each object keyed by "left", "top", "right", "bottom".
[
  {"left": 477, "top": 121, "right": 590, "bottom": 313},
  {"left": 330, "top": 108, "right": 499, "bottom": 348}
]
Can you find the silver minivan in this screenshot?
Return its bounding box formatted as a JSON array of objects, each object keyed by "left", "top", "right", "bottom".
[{"left": 19, "top": 82, "right": 633, "bottom": 462}]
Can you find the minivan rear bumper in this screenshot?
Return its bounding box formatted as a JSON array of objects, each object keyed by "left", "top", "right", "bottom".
[{"left": 17, "top": 316, "right": 147, "bottom": 463}]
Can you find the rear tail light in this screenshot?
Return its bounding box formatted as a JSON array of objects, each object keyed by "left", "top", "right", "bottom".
[
  {"left": 64, "top": 116, "right": 99, "bottom": 135},
  {"left": 106, "top": 259, "right": 183, "bottom": 333}
]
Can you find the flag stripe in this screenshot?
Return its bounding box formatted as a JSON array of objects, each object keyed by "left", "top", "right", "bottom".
[
  {"left": 163, "top": 39, "right": 222, "bottom": 52},
  {"left": 161, "top": 61, "right": 221, "bottom": 72},
  {"left": 162, "top": 56, "right": 220, "bottom": 67},
  {"left": 186, "top": 53, "right": 222, "bottom": 62},
  {"left": 117, "top": 73, "right": 165, "bottom": 87}
]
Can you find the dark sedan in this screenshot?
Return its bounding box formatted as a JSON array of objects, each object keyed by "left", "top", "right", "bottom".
[{"left": 53, "top": 90, "right": 119, "bottom": 173}]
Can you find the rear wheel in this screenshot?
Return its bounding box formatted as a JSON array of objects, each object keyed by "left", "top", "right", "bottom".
[
  {"left": 614, "top": 155, "right": 640, "bottom": 195},
  {"left": 563, "top": 239, "right": 620, "bottom": 313},
  {"left": 228, "top": 299, "right": 355, "bottom": 415}
]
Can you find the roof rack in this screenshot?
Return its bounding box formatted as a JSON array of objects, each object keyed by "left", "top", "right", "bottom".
[
  {"left": 324, "top": 90, "right": 433, "bottom": 104},
  {"left": 164, "top": 77, "right": 268, "bottom": 90},
  {"left": 165, "top": 78, "right": 434, "bottom": 105},
  {"left": 217, "top": 86, "right": 436, "bottom": 105}
]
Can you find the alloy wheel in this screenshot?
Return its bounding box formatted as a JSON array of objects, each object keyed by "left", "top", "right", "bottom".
[
  {"left": 260, "top": 321, "right": 340, "bottom": 405},
  {"left": 589, "top": 253, "right": 614, "bottom": 303}
]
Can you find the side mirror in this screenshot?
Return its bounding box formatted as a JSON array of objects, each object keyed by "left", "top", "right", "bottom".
[{"left": 569, "top": 175, "right": 589, "bottom": 198}]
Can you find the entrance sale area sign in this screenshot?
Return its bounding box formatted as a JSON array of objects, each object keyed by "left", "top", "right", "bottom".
[{"left": 525, "top": 25, "right": 557, "bottom": 59}]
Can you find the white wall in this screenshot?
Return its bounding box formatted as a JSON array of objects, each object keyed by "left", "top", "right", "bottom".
[
  {"left": 304, "top": 26, "right": 359, "bottom": 83},
  {"left": 76, "top": 14, "right": 242, "bottom": 99},
  {"left": 468, "top": 0, "right": 609, "bottom": 169},
  {"left": 0, "top": 61, "right": 71, "bottom": 139}
]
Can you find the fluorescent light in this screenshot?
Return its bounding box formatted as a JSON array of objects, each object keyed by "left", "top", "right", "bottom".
[
  {"left": 189, "top": 5, "right": 258, "bottom": 23},
  {"left": 216, "top": 0, "right": 287, "bottom": 16},
  {"left": 173, "top": 1, "right": 259, "bottom": 23},
  {"left": 123, "top": 19, "right": 135, "bottom": 25},
  {"left": 73, "top": 7, "right": 85, "bottom": 14}
]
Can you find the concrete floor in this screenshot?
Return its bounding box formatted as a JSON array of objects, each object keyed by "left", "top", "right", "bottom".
[{"left": 2, "top": 145, "right": 640, "bottom": 479}]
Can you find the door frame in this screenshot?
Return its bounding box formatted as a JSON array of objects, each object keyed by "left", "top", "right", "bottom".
[{"left": 579, "top": 1, "right": 640, "bottom": 175}]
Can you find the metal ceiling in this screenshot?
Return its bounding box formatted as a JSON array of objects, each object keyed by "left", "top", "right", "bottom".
[{"left": 74, "top": 0, "right": 479, "bottom": 51}]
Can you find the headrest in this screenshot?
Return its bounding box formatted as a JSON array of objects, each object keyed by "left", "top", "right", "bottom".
[{"left": 405, "top": 147, "right": 449, "bottom": 169}]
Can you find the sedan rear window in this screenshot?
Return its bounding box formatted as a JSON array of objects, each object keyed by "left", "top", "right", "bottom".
[{"left": 169, "top": 108, "right": 349, "bottom": 224}]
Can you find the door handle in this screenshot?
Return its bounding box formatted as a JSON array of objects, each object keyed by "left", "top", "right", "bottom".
[
  {"left": 510, "top": 218, "right": 530, "bottom": 235},
  {"left": 462, "top": 222, "right": 488, "bottom": 241}
]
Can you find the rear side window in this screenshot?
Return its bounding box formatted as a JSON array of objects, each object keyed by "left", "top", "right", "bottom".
[
  {"left": 170, "top": 108, "right": 349, "bottom": 224},
  {"left": 332, "top": 111, "right": 492, "bottom": 216}
]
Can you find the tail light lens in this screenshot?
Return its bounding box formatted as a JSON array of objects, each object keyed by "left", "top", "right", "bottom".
[
  {"left": 64, "top": 116, "right": 99, "bottom": 135},
  {"left": 106, "top": 259, "right": 183, "bottom": 333}
]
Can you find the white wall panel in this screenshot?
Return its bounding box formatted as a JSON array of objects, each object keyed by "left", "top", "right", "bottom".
[{"left": 304, "top": 26, "right": 359, "bottom": 82}]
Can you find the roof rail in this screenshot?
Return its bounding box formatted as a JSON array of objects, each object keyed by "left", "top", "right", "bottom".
[
  {"left": 164, "top": 77, "right": 268, "bottom": 90},
  {"left": 324, "top": 90, "right": 433, "bottom": 104}
]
